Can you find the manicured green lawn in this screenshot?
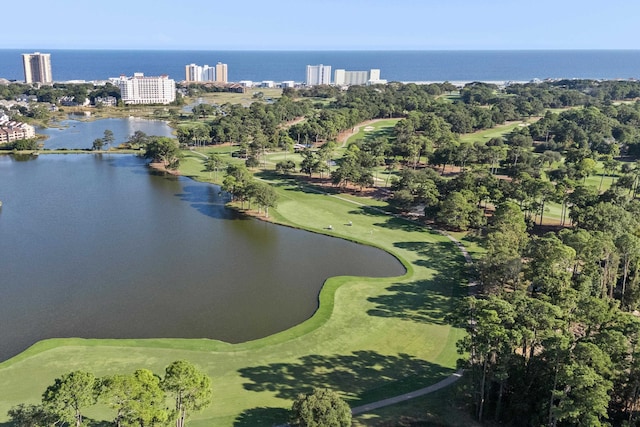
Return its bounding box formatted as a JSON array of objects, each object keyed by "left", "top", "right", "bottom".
[
  {"left": 346, "top": 119, "right": 400, "bottom": 146},
  {"left": 459, "top": 121, "right": 528, "bottom": 143},
  {"left": 0, "top": 150, "right": 469, "bottom": 426}
]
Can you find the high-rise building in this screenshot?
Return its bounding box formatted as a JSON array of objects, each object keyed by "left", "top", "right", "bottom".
[
  {"left": 22, "top": 52, "right": 52, "bottom": 84},
  {"left": 185, "top": 63, "right": 203, "bottom": 82},
  {"left": 334, "top": 69, "right": 346, "bottom": 86},
  {"left": 116, "top": 73, "right": 176, "bottom": 105},
  {"left": 306, "top": 64, "right": 332, "bottom": 86},
  {"left": 215, "top": 62, "right": 228, "bottom": 83},
  {"left": 202, "top": 65, "right": 216, "bottom": 82},
  {"left": 185, "top": 63, "right": 216, "bottom": 82}
]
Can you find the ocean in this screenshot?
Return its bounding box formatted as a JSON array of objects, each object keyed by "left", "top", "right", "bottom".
[{"left": 1, "top": 50, "right": 640, "bottom": 84}]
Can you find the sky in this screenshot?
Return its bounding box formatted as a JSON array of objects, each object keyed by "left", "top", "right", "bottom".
[{"left": 2, "top": 0, "right": 640, "bottom": 50}]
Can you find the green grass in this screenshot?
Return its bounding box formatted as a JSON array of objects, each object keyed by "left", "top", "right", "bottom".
[
  {"left": 346, "top": 119, "right": 400, "bottom": 146},
  {"left": 459, "top": 121, "right": 529, "bottom": 144},
  {"left": 0, "top": 149, "right": 470, "bottom": 426},
  {"left": 185, "top": 88, "right": 283, "bottom": 107}
]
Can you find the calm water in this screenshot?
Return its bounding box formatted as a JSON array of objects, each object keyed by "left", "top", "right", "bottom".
[
  {"left": 39, "top": 116, "right": 174, "bottom": 149},
  {"left": 2, "top": 50, "right": 640, "bottom": 83},
  {"left": 0, "top": 153, "right": 404, "bottom": 361}
]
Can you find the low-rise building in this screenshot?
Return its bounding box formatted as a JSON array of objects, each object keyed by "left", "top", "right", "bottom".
[
  {"left": 94, "top": 96, "right": 118, "bottom": 107},
  {"left": 0, "top": 117, "right": 36, "bottom": 144}
]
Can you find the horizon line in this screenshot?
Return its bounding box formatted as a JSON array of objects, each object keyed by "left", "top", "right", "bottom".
[{"left": 3, "top": 47, "right": 640, "bottom": 52}]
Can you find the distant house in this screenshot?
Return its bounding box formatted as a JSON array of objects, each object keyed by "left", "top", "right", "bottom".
[
  {"left": 93, "top": 96, "right": 117, "bottom": 107},
  {"left": 227, "top": 84, "right": 247, "bottom": 93},
  {"left": 59, "top": 96, "right": 90, "bottom": 107}
]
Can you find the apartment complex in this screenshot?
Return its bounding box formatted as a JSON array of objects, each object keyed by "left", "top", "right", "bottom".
[
  {"left": 215, "top": 62, "right": 228, "bottom": 83},
  {"left": 185, "top": 63, "right": 216, "bottom": 82},
  {"left": 0, "top": 116, "right": 36, "bottom": 144},
  {"left": 306, "top": 64, "right": 332, "bottom": 86},
  {"left": 22, "top": 52, "right": 53, "bottom": 84},
  {"left": 116, "top": 73, "right": 176, "bottom": 105}
]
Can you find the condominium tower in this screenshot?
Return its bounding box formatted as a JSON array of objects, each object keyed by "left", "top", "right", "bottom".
[
  {"left": 306, "top": 64, "right": 332, "bottom": 86},
  {"left": 334, "top": 69, "right": 384, "bottom": 86},
  {"left": 215, "top": 62, "right": 228, "bottom": 83},
  {"left": 22, "top": 52, "right": 52, "bottom": 84},
  {"left": 116, "top": 73, "right": 176, "bottom": 105},
  {"left": 185, "top": 63, "right": 216, "bottom": 82}
]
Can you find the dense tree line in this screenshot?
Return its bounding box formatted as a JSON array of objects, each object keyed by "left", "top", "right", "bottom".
[
  {"left": 0, "top": 82, "right": 121, "bottom": 105},
  {"left": 8, "top": 360, "right": 211, "bottom": 427},
  {"left": 450, "top": 193, "right": 640, "bottom": 425}
]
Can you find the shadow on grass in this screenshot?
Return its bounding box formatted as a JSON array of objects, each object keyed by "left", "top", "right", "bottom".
[
  {"left": 233, "top": 407, "right": 290, "bottom": 427},
  {"left": 367, "top": 241, "right": 468, "bottom": 325},
  {"left": 373, "top": 216, "right": 427, "bottom": 233},
  {"left": 238, "top": 350, "right": 452, "bottom": 407}
]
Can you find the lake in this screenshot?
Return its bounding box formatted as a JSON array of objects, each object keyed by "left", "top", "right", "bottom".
[
  {"left": 38, "top": 116, "right": 174, "bottom": 149},
  {"left": 0, "top": 121, "right": 404, "bottom": 361}
]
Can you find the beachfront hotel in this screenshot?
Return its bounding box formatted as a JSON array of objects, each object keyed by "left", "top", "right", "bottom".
[
  {"left": 306, "top": 64, "right": 332, "bottom": 86},
  {"left": 116, "top": 73, "right": 176, "bottom": 105},
  {"left": 22, "top": 52, "right": 52, "bottom": 84}
]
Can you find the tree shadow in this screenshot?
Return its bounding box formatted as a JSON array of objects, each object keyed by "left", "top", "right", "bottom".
[
  {"left": 367, "top": 241, "right": 468, "bottom": 325},
  {"left": 373, "top": 216, "right": 428, "bottom": 233},
  {"left": 233, "top": 407, "right": 291, "bottom": 427},
  {"left": 238, "top": 350, "right": 452, "bottom": 407},
  {"left": 346, "top": 206, "right": 390, "bottom": 219},
  {"left": 175, "top": 185, "right": 249, "bottom": 220}
]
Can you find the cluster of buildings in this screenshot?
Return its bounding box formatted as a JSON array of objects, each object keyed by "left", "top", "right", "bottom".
[
  {"left": 184, "top": 62, "right": 228, "bottom": 83},
  {"left": 17, "top": 53, "right": 388, "bottom": 106},
  {"left": 306, "top": 64, "right": 386, "bottom": 86},
  {"left": 0, "top": 114, "right": 36, "bottom": 144}
]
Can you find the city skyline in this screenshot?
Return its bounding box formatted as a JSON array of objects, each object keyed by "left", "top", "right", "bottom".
[{"left": 2, "top": 0, "right": 639, "bottom": 51}]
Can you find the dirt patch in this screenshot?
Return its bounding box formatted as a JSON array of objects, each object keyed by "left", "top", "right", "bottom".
[{"left": 149, "top": 162, "right": 180, "bottom": 176}]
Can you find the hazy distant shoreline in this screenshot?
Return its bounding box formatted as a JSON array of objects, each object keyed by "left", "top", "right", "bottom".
[{"left": 1, "top": 50, "right": 639, "bottom": 84}]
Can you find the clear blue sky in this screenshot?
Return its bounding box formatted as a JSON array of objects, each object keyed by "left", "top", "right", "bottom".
[{"left": 3, "top": 0, "right": 639, "bottom": 50}]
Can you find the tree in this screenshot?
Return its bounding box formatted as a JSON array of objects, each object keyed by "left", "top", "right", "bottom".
[
  {"left": 248, "top": 181, "right": 279, "bottom": 217},
  {"left": 125, "top": 369, "right": 169, "bottom": 427},
  {"left": 144, "top": 137, "right": 181, "bottom": 169},
  {"left": 290, "top": 388, "right": 351, "bottom": 427},
  {"left": 92, "top": 137, "right": 105, "bottom": 151},
  {"left": 42, "top": 370, "right": 97, "bottom": 427},
  {"left": 162, "top": 360, "right": 212, "bottom": 427},
  {"left": 478, "top": 201, "right": 528, "bottom": 292},
  {"left": 204, "top": 153, "right": 224, "bottom": 181},
  {"left": 99, "top": 373, "right": 139, "bottom": 427},
  {"left": 436, "top": 191, "right": 476, "bottom": 231},
  {"left": 103, "top": 129, "right": 115, "bottom": 151},
  {"left": 127, "top": 130, "right": 149, "bottom": 149},
  {"left": 275, "top": 159, "right": 296, "bottom": 175}
]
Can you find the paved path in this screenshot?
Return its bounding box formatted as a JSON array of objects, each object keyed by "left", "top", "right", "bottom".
[{"left": 351, "top": 369, "right": 464, "bottom": 414}]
